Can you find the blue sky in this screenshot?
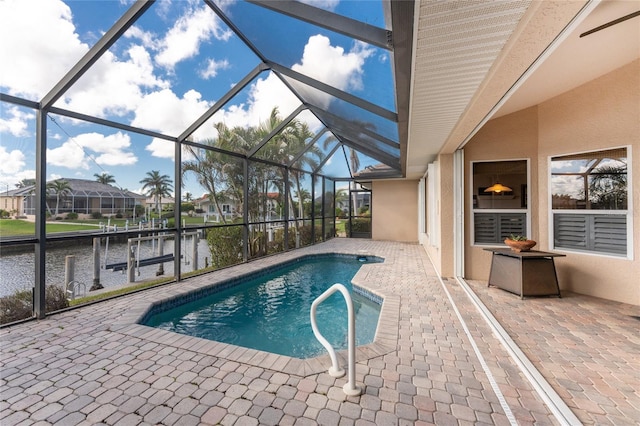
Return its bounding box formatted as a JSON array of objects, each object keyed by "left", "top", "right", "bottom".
[{"left": 0, "top": 0, "right": 392, "bottom": 198}]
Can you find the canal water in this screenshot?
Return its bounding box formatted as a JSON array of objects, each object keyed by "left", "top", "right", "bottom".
[{"left": 0, "top": 235, "right": 210, "bottom": 298}]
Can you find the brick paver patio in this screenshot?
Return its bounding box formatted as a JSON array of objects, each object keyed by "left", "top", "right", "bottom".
[{"left": 1, "top": 240, "right": 638, "bottom": 425}]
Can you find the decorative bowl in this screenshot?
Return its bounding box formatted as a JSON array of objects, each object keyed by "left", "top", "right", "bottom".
[{"left": 504, "top": 238, "right": 537, "bottom": 252}]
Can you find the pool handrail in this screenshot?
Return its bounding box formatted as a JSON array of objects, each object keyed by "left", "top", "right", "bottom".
[{"left": 310, "top": 283, "right": 362, "bottom": 396}]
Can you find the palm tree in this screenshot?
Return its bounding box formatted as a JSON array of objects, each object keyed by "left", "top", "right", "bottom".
[
  {"left": 46, "top": 179, "right": 72, "bottom": 216},
  {"left": 94, "top": 172, "right": 115, "bottom": 185},
  {"left": 140, "top": 170, "right": 173, "bottom": 214},
  {"left": 183, "top": 192, "right": 193, "bottom": 202},
  {"left": 335, "top": 188, "right": 348, "bottom": 212},
  {"left": 286, "top": 121, "right": 320, "bottom": 222},
  {"left": 588, "top": 163, "right": 627, "bottom": 209},
  {"left": 182, "top": 122, "right": 251, "bottom": 224},
  {"left": 348, "top": 147, "right": 360, "bottom": 175}
]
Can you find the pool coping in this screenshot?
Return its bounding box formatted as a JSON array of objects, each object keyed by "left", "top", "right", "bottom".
[{"left": 108, "top": 250, "right": 400, "bottom": 377}]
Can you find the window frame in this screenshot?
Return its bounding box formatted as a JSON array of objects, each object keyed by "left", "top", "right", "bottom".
[
  {"left": 470, "top": 158, "right": 531, "bottom": 247},
  {"left": 548, "top": 145, "right": 633, "bottom": 259}
]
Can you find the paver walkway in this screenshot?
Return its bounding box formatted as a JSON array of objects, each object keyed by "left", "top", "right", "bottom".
[{"left": 1, "top": 240, "right": 638, "bottom": 425}]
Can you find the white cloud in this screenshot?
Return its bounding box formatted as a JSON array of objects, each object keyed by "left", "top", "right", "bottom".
[
  {"left": 47, "top": 132, "right": 137, "bottom": 169},
  {"left": 132, "top": 88, "right": 214, "bottom": 140},
  {"left": 0, "top": 146, "right": 34, "bottom": 189},
  {"left": 0, "top": 0, "right": 88, "bottom": 100},
  {"left": 60, "top": 45, "right": 169, "bottom": 118},
  {"left": 0, "top": 0, "right": 170, "bottom": 123},
  {"left": 145, "top": 138, "right": 176, "bottom": 160},
  {"left": 200, "top": 58, "right": 230, "bottom": 79},
  {"left": 155, "top": 5, "right": 232, "bottom": 70},
  {"left": 0, "top": 107, "right": 34, "bottom": 137},
  {"left": 124, "top": 26, "right": 159, "bottom": 50},
  {"left": 298, "top": 0, "right": 340, "bottom": 11},
  {"left": 210, "top": 73, "right": 301, "bottom": 132},
  {"left": 0, "top": 147, "right": 27, "bottom": 175},
  {"left": 207, "top": 35, "right": 372, "bottom": 134},
  {"left": 292, "top": 36, "right": 374, "bottom": 97}
]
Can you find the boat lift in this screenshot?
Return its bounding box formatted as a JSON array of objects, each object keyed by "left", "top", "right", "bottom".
[{"left": 102, "top": 232, "right": 200, "bottom": 283}]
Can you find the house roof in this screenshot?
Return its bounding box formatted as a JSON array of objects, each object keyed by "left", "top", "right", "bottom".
[{"left": 9, "top": 178, "right": 145, "bottom": 199}]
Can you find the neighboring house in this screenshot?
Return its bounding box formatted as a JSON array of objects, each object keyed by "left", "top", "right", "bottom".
[
  {"left": 0, "top": 188, "right": 24, "bottom": 217},
  {"left": 195, "top": 193, "right": 241, "bottom": 223},
  {"left": 142, "top": 196, "right": 175, "bottom": 213},
  {"left": 15, "top": 178, "right": 145, "bottom": 217},
  {"left": 195, "top": 192, "right": 284, "bottom": 222}
]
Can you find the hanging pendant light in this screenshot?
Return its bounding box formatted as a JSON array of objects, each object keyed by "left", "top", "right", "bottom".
[{"left": 484, "top": 182, "right": 512, "bottom": 194}]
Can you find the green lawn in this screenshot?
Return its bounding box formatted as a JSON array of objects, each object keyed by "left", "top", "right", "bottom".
[
  {"left": 0, "top": 219, "right": 101, "bottom": 237},
  {"left": 0, "top": 215, "right": 215, "bottom": 237}
]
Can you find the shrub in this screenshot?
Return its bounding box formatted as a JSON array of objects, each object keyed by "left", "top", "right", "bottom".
[
  {"left": 206, "top": 225, "right": 243, "bottom": 269},
  {"left": 0, "top": 209, "right": 10, "bottom": 218},
  {"left": 345, "top": 218, "right": 371, "bottom": 235},
  {"left": 134, "top": 205, "right": 145, "bottom": 217},
  {"left": 66, "top": 212, "right": 78, "bottom": 220},
  {"left": 91, "top": 211, "right": 103, "bottom": 219},
  {"left": 46, "top": 286, "right": 69, "bottom": 312},
  {"left": 0, "top": 286, "right": 69, "bottom": 325},
  {"left": 281, "top": 223, "right": 314, "bottom": 248},
  {"left": 181, "top": 202, "right": 195, "bottom": 212},
  {"left": 115, "top": 211, "right": 123, "bottom": 219}
]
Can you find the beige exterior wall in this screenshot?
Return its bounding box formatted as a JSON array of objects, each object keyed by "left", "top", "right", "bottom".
[
  {"left": 537, "top": 59, "right": 639, "bottom": 305},
  {"left": 371, "top": 180, "right": 418, "bottom": 243},
  {"left": 0, "top": 195, "right": 23, "bottom": 216},
  {"left": 463, "top": 107, "right": 539, "bottom": 280},
  {"left": 463, "top": 59, "right": 640, "bottom": 305}
]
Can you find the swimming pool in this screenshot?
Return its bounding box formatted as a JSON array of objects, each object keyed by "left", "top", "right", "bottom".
[{"left": 141, "top": 254, "right": 383, "bottom": 359}]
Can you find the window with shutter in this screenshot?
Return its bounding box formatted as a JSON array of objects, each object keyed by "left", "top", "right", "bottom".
[
  {"left": 474, "top": 213, "right": 526, "bottom": 244},
  {"left": 551, "top": 147, "right": 629, "bottom": 257}
]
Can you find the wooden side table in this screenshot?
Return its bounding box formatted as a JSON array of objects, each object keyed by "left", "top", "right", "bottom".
[{"left": 484, "top": 248, "right": 566, "bottom": 299}]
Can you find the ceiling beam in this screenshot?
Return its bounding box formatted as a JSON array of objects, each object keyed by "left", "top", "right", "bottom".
[
  {"left": 249, "top": 0, "right": 392, "bottom": 50},
  {"left": 288, "top": 126, "right": 330, "bottom": 168},
  {"left": 180, "top": 63, "right": 269, "bottom": 142},
  {"left": 389, "top": 0, "right": 414, "bottom": 178},
  {"left": 269, "top": 61, "right": 398, "bottom": 122},
  {"left": 248, "top": 105, "right": 306, "bottom": 158},
  {"left": 308, "top": 106, "right": 400, "bottom": 149}
]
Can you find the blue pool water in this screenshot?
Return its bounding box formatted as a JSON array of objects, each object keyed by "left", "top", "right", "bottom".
[{"left": 142, "top": 255, "right": 383, "bottom": 359}]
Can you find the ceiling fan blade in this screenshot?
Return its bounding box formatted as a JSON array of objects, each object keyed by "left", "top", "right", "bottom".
[{"left": 580, "top": 10, "right": 640, "bottom": 38}]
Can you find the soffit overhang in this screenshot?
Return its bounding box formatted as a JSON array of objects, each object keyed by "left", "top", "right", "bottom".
[{"left": 406, "top": 0, "right": 639, "bottom": 180}]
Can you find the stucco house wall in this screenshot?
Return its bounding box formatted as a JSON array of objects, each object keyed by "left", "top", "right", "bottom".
[
  {"left": 463, "top": 59, "right": 639, "bottom": 305},
  {"left": 537, "top": 59, "right": 639, "bottom": 305},
  {"left": 371, "top": 180, "right": 418, "bottom": 243},
  {"left": 463, "top": 106, "right": 539, "bottom": 281}
]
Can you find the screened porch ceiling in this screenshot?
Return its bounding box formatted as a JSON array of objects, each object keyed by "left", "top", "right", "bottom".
[
  {"left": 3, "top": 0, "right": 637, "bottom": 185},
  {"left": 13, "top": 0, "right": 413, "bottom": 181}
]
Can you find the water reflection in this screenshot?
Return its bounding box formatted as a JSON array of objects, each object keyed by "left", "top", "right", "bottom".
[{"left": 0, "top": 236, "right": 211, "bottom": 297}]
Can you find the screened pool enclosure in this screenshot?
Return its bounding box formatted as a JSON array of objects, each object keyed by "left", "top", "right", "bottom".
[{"left": 0, "top": 0, "right": 413, "bottom": 322}]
